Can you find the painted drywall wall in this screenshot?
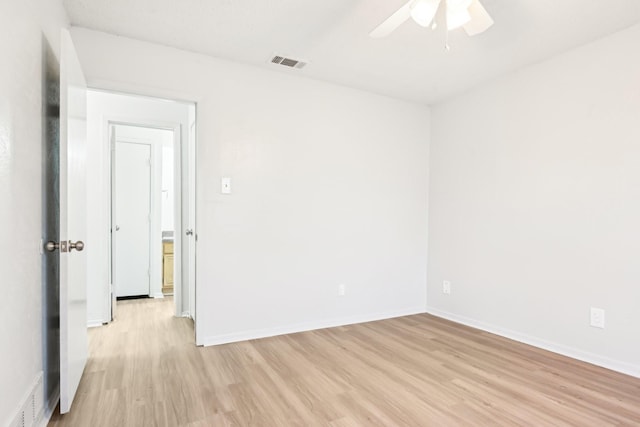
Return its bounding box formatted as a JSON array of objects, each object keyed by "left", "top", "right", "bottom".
[
  {"left": 428, "top": 23, "right": 640, "bottom": 376},
  {"left": 86, "top": 91, "right": 191, "bottom": 324},
  {"left": 0, "top": 0, "right": 69, "bottom": 424},
  {"left": 71, "top": 27, "right": 431, "bottom": 345}
]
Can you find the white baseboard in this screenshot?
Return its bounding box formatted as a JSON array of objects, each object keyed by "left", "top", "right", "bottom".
[
  {"left": 200, "top": 306, "right": 427, "bottom": 347},
  {"left": 87, "top": 320, "right": 105, "bottom": 328},
  {"left": 153, "top": 292, "right": 165, "bottom": 299},
  {"left": 426, "top": 306, "right": 640, "bottom": 379}
]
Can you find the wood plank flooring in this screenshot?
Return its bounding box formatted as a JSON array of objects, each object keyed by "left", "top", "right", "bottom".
[{"left": 49, "top": 298, "right": 640, "bottom": 426}]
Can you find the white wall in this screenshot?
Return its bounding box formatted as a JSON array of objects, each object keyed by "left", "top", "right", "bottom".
[
  {"left": 428, "top": 23, "right": 640, "bottom": 376},
  {"left": 71, "top": 28, "right": 431, "bottom": 345},
  {"left": 86, "top": 91, "right": 190, "bottom": 324},
  {"left": 0, "top": 0, "right": 69, "bottom": 424}
]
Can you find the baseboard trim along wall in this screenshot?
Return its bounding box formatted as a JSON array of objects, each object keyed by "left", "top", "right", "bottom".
[
  {"left": 200, "top": 306, "right": 427, "bottom": 347},
  {"left": 426, "top": 306, "right": 640, "bottom": 379},
  {"left": 87, "top": 320, "right": 104, "bottom": 328}
]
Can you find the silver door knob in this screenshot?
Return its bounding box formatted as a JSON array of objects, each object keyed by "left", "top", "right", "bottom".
[
  {"left": 69, "top": 240, "right": 85, "bottom": 252},
  {"left": 45, "top": 241, "right": 59, "bottom": 252}
]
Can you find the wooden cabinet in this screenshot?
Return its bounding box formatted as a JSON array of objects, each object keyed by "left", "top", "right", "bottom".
[{"left": 162, "top": 241, "right": 174, "bottom": 295}]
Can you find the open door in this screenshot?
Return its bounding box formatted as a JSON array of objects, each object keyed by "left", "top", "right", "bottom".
[
  {"left": 187, "top": 119, "right": 197, "bottom": 324},
  {"left": 58, "top": 29, "right": 88, "bottom": 414}
]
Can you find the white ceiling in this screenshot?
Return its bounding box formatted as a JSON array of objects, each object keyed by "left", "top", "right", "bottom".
[{"left": 62, "top": 0, "right": 640, "bottom": 105}]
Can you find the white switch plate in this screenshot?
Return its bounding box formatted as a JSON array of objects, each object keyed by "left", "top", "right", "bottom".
[
  {"left": 590, "top": 307, "right": 605, "bottom": 329},
  {"left": 443, "top": 280, "right": 451, "bottom": 295},
  {"left": 221, "top": 177, "right": 231, "bottom": 194}
]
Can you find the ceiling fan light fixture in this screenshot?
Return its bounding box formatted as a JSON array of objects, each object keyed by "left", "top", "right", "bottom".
[
  {"left": 410, "top": 0, "right": 440, "bottom": 27},
  {"left": 369, "top": 0, "right": 493, "bottom": 39},
  {"left": 447, "top": 7, "right": 471, "bottom": 30},
  {"left": 463, "top": 0, "right": 494, "bottom": 35},
  {"left": 446, "top": 0, "right": 472, "bottom": 12}
]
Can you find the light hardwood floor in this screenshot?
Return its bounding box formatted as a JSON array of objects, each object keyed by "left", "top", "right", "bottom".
[{"left": 50, "top": 298, "right": 640, "bottom": 426}]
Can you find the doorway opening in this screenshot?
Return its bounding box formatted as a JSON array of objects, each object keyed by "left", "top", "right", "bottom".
[{"left": 85, "top": 89, "right": 196, "bottom": 338}]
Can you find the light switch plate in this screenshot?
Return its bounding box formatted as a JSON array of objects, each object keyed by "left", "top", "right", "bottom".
[{"left": 221, "top": 177, "right": 231, "bottom": 194}]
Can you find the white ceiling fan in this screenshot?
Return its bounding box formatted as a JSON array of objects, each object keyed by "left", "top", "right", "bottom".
[{"left": 370, "top": 0, "right": 494, "bottom": 38}]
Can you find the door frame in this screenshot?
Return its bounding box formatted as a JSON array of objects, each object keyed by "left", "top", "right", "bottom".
[{"left": 106, "top": 116, "right": 185, "bottom": 318}]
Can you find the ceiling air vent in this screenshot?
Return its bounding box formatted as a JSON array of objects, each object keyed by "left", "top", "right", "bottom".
[{"left": 270, "top": 55, "right": 307, "bottom": 69}]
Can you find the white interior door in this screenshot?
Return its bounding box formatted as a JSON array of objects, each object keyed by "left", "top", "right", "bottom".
[
  {"left": 114, "top": 140, "right": 152, "bottom": 297},
  {"left": 187, "top": 120, "right": 197, "bottom": 322},
  {"left": 59, "top": 29, "right": 88, "bottom": 414}
]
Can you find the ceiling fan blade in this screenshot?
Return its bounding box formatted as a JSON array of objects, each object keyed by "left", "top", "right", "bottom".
[
  {"left": 463, "top": 0, "right": 494, "bottom": 36},
  {"left": 369, "top": 0, "right": 414, "bottom": 38}
]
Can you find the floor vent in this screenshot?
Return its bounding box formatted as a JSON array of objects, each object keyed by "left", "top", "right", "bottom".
[
  {"left": 270, "top": 55, "right": 307, "bottom": 69},
  {"left": 10, "top": 373, "right": 44, "bottom": 427}
]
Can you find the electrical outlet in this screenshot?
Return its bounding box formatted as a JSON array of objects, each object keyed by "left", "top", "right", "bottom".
[
  {"left": 338, "top": 284, "right": 346, "bottom": 296},
  {"left": 590, "top": 307, "right": 605, "bottom": 329},
  {"left": 442, "top": 280, "right": 451, "bottom": 295}
]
